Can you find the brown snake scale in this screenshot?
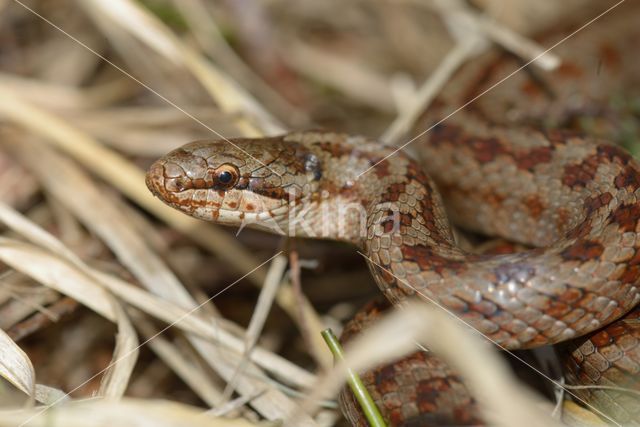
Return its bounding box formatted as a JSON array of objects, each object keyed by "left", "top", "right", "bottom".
[{"left": 146, "top": 4, "right": 640, "bottom": 426}]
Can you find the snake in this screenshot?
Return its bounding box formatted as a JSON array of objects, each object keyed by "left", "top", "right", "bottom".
[{"left": 145, "top": 3, "right": 640, "bottom": 426}]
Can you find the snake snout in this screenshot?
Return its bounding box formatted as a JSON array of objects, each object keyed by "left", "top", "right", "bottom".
[{"left": 145, "top": 161, "right": 167, "bottom": 198}]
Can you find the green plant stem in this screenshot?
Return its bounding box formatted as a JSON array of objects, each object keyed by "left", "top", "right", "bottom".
[{"left": 321, "top": 329, "right": 387, "bottom": 427}]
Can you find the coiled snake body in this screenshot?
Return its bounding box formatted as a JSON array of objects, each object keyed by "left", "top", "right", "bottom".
[{"left": 146, "top": 5, "right": 640, "bottom": 426}]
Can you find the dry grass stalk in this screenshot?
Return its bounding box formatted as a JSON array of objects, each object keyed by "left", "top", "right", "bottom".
[
  {"left": 134, "top": 313, "right": 225, "bottom": 406},
  {"left": 220, "top": 255, "right": 288, "bottom": 403},
  {"left": 0, "top": 201, "right": 315, "bottom": 383},
  {"left": 0, "top": 398, "right": 266, "bottom": 427},
  {"left": 78, "top": 0, "right": 285, "bottom": 136},
  {"left": 0, "top": 327, "right": 36, "bottom": 402},
  {"left": 296, "top": 303, "right": 565, "bottom": 427}
]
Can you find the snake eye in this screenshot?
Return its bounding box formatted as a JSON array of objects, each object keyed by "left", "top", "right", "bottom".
[
  {"left": 218, "top": 171, "right": 232, "bottom": 184},
  {"left": 213, "top": 164, "right": 239, "bottom": 189}
]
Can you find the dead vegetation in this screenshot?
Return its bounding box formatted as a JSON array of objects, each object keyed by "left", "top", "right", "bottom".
[{"left": 0, "top": 1, "right": 633, "bottom": 426}]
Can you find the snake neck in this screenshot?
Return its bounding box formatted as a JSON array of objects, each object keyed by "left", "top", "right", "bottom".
[
  {"left": 357, "top": 152, "right": 467, "bottom": 305},
  {"left": 283, "top": 132, "right": 459, "bottom": 255},
  {"left": 361, "top": 158, "right": 461, "bottom": 251}
]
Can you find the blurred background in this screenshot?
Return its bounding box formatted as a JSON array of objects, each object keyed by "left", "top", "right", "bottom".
[{"left": 0, "top": 1, "right": 636, "bottom": 426}]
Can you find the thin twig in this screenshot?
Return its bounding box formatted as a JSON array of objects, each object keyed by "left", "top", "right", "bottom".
[{"left": 7, "top": 297, "right": 79, "bottom": 342}]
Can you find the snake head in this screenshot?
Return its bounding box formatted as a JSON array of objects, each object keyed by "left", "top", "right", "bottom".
[{"left": 145, "top": 137, "right": 325, "bottom": 233}]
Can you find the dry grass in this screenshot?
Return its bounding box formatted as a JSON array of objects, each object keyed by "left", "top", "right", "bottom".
[{"left": 0, "top": 1, "right": 628, "bottom": 426}]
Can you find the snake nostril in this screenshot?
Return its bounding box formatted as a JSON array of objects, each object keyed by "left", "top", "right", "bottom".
[{"left": 165, "top": 176, "right": 193, "bottom": 193}]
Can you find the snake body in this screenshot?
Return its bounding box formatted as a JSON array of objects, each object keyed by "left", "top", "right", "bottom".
[{"left": 145, "top": 4, "right": 640, "bottom": 425}]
